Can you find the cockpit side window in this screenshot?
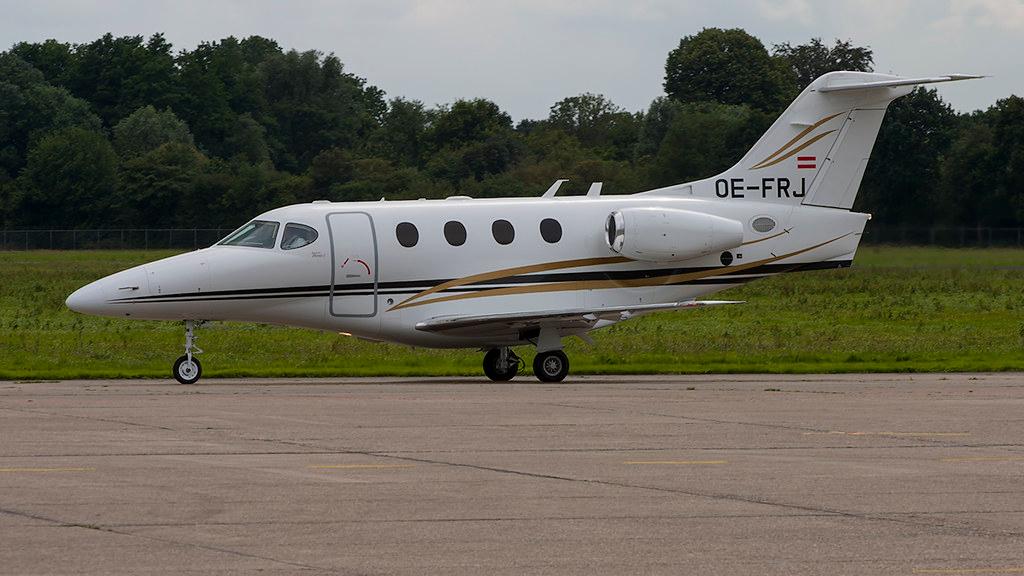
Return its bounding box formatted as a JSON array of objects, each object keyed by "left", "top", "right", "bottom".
[
  {"left": 280, "top": 223, "right": 319, "bottom": 250},
  {"left": 218, "top": 220, "right": 280, "bottom": 249}
]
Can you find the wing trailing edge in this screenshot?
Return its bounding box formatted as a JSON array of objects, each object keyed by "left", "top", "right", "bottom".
[{"left": 415, "top": 300, "right": 743, "bottom": 334}]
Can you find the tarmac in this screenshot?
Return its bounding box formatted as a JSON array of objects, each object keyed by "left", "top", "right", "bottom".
[{"left": 1, "top": 373, "right": 1023, "bottom": 575}]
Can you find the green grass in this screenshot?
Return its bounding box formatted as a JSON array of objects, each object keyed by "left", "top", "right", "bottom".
[{"left": 1, "top": 246, "right": 1022, "bottom": 379}]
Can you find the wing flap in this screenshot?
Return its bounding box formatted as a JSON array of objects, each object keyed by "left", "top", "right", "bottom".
[{"left": 415, "top": 300, "right": 743, "bottom": 334}]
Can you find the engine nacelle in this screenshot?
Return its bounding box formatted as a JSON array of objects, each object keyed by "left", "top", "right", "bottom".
[{"left": 605, "top": 207, "right": 744, "bottom": 262}]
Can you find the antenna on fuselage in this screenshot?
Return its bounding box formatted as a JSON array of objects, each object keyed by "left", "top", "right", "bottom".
[
  {"left": 542, "top": 179, "right": 568, "bottom": 198},
  {"left": 586, "top": 182, "right": 603, "bottom": 197}
]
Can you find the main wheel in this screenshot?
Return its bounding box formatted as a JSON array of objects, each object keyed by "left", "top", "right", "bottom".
[
  {"left": 173, "top": 355, "right": 202, "bottom": 385},
  {"left": 483, "top": 348, "right": 518, "bottom": 382},
  {"left": 533, "top": 350, "right": 569, "bottom": 383}
]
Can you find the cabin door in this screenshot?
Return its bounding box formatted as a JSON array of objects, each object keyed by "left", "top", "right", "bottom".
[{"left": 327, "top": 212, "right": 378, "bottom": 317}]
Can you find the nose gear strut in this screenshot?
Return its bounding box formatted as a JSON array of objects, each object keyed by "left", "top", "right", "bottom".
[{"left": 172, "top": 320, "right": 204, "bottom": 384}]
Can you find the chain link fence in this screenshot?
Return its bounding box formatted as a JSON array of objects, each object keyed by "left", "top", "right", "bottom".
[
  {"left": 860, "top": 226, "right": 1024, "bottom": 247},
  {"left": 1, "top": 226, "right": 1023, "bottom": 250},
  {"left": 0, "top": 229, "right": 229, "bottom": 251}
]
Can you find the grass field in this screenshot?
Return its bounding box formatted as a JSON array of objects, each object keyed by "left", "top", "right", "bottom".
[{"left": 1, "top": 246, "right": 1022, "bottom": 379}]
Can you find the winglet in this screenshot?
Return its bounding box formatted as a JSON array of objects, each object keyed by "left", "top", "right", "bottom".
[
  {"left": 586, "top": 182, "right": 603, "bottom": 197},
  {"left": 543, "top": 179, "right": 568, "bottom": 198}
]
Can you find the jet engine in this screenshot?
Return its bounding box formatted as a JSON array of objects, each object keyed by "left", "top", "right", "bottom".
[{"left": 605, "top": 207, "right": 744, "bottom": 262}]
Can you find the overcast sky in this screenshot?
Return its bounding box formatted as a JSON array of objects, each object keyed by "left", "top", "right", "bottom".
[{"left": 1, "top": 0, "right": 1021, "bottom": 120}]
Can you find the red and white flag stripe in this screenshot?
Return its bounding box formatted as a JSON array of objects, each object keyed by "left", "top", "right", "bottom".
[{"left": 797, "top": 155, "right": 816, "bottom": 169}]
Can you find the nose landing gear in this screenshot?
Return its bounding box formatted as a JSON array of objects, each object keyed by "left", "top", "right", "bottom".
[{"left": 172, "top": 320, "right": 204, "bottom": 385}]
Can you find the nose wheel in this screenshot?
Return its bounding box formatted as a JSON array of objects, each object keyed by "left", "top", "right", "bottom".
[{"left": 172, "top": 320, "right": 204, "bottom": 385}]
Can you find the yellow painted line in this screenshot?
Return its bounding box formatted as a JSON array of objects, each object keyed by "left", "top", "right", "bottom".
[
  {"left": 0, "top": 467, "right": 95, "bottom": 473},
  {"left": 913, "top": 568, "right": 1024, "bottom": 574},
  {"left": 624, "top": 460, "right": 727, "bottom": 465},
  {"left": 941, "top": 456, "right": 1024, "bottom": 463},
  {"left": 308, "top": 464, "right": 416, "bottom": 470},
  {"left": 802, "top": 431, "right": 970, "bottom": 437}
]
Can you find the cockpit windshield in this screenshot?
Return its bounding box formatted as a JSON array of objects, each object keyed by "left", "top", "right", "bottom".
[{"left": 218, "top": 220, "right": 280, "bottom": 249}]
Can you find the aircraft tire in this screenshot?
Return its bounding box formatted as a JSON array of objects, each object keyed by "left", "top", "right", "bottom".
[
  {"left": 483, "top": 348, "right": 518, "bottom": 382},
  {"left": 533, "top": 350, "right": 569, "bottom": 383},
  {"left": 173, "top": 355, "right": 202, "bottom": 385}
]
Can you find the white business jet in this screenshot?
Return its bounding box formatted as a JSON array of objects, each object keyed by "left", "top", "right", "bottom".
[{"left": 66, "top": 71, "right": 980, "bottom": 384}]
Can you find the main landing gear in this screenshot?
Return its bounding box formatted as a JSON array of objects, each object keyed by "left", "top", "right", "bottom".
[
  {"left": 533, "top": 350, "right": 570, "bottom": 383},
  {"left": 482, "top": 342, "right": 571, "bottom": 383},
  {"left": 483, "top": 347, "right": 521, "bottom": 381},
  {"left": 172, "top": 320, "right": 203, "bottom": 385}
]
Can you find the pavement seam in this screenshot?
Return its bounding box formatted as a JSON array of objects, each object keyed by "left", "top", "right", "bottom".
[
  {"left": 357, "top": 451, "right": 1024, "bottom": 540},
  {"left": 2, "top": 442, "right": 1023, "bottom": 458},
  {"left": 0, "top": 506, "right": 347, "bottom": 574},
  {"left": 0, "top": 405, "right": 176, "bottom": 431}
]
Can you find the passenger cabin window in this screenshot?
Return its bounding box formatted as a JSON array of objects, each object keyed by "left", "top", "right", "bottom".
[
  {"left": 492, "top": 220, "right": 514, "bottom": 245},
  {"left": 444, "top": 221, "right": 466, "bottom": 246},
  {"left": 280, "top": 223, "right": 318, "bottom": 250},
  {"left": 218, "top": 220, "right": 280, "bottom": 249},
  {"left": 540, "top": 218, "right": 562, "bottom": 243},
  {"left": 396, "top": 222, "right": 418, "bottom": 247}
]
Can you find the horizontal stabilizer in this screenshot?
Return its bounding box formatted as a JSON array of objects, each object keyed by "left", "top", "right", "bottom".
[{"left": 817, "top": 74, "right": 983, "bottom": 93}]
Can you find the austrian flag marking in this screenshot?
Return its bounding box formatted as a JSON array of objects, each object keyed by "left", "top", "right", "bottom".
[{"left": 797, "top": 156, "right": 816, "bottom": 169}]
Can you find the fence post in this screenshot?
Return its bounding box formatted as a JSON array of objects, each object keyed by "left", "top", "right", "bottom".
[{"left": 144, "top": 229, "right": 148, "bottom": 250}]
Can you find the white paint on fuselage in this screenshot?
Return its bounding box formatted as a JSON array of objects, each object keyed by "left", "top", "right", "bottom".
[{"left": 69, "top": 193, "right": 868, "bottom": 349}]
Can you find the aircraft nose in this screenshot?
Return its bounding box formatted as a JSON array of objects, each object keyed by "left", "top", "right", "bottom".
[{"left": 65, "top": 282, "right": 106, "bottom": 315}]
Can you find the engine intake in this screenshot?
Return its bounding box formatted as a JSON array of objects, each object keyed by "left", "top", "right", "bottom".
[{"left": 605, "top": 207, "right": 744, "bottom": 262}]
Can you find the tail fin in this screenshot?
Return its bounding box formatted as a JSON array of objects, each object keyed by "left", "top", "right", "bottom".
[{"left": 646, "top": 72, "right": 981, "bottom": 209}]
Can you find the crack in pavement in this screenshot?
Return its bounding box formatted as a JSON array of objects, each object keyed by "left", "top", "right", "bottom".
[
  {"left": 342, "top": 450, "right": 1024, "bottom": 540},
  {"left": 0, "top": 506, "right": 347, "bottom": 574}
]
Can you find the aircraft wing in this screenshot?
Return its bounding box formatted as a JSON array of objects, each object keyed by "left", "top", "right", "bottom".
[{"left": 414, "top": 300, "right": 742, "bottom": 337}]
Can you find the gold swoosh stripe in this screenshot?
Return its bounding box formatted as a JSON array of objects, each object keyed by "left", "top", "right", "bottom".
[
  {"left": 390, "top": 233, "right": 851, "bottom": 311},
  {"left": 740, "top": 228, "right": 790, "bottom": 246},
  {"left": 393, "top": 255, "right": 631, "bottom": 309},
  {"left": 750, "top": 111, "right": 846, "bottom": 169},
  {"left": 751, "top": 130, "right": 836, "bottom": 170}
]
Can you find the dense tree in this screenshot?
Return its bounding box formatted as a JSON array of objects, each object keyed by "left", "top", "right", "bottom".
[
  {"left": 0, "top": 53, "right": 101, "bottom": 178},
  {"left": 937, "top": 97, "right": 1024, "bottom": 227},
  {"left": 936, "top": 120, "right": 999, "bottom": 227},
  {"left": 223, "top": 113, "right": 271, "bottom": 165},
  {"left": 425, "top": 99, "right": 521, "bottom": 184},
  {"left": 58, "top": 34, "right": 179, "bottom": 127},
  {"left": 368, "top": 98, "right": 429, "bottom": 166},
  {"left": 646, "top": 102, "right": 764, "bottom": 188},
  {"left": 664, "top": 28, "right": 791, "bottom": 112},
  {"left": 113, "top": 106, "right": 194, "bottom": 159},
  {"left": 18, "top": 128, "right": 118, "bottom": 227},
  {"left": 0, "top": 30, "right": 1019, "bottom": 232},
  {"left": 114, "top": 142, "right": 205, "bottom": 226},
  {"left": 773, "top": 38, "right": 874, "bottom": 91},
  {"left": 857, "top": 88, "right": 958, "bottom": 225},
  {"left": 546, "top": 93, "right": 640, "bottom": 160}
]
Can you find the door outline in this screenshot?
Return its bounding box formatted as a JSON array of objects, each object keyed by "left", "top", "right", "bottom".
[{"left": 326, "top": 211, "right": 379, "bottom": 317}]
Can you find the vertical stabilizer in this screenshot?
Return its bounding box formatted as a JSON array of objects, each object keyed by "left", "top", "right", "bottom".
[{"left": 645, "top": 72, "right": 981, "bottom": 210}]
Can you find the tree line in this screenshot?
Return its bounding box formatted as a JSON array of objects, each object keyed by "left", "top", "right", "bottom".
[{"left": 0, "top": 29, "right": 1021, "bottom": 230}]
